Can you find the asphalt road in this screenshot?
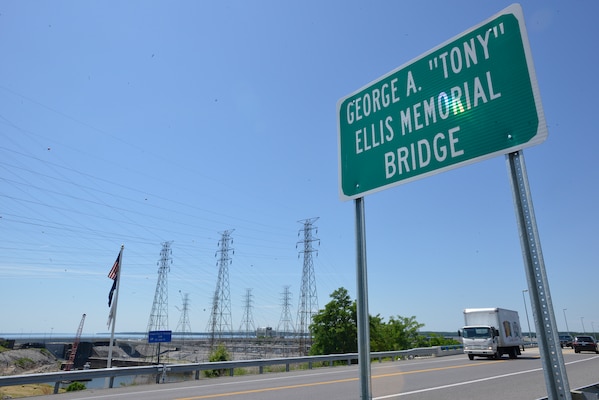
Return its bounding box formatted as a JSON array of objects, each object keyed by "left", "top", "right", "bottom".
[{"left": 31, "top": 348, "right": 599, "bottom": 400}]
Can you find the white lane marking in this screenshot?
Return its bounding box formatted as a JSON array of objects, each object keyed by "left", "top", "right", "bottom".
[{"left": 374, "top": 355, "right": 599, "bottom": 399}]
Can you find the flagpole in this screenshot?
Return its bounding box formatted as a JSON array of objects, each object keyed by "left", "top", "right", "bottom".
[{"left": 107, "top": 245, "right": 124, "bottom": 370}]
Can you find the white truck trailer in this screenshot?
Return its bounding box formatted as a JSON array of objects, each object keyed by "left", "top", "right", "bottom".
[{"left": 461, "top": 308, "right": 525, "bottom": 360}]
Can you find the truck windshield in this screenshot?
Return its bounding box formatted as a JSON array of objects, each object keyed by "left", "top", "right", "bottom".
[{"left": 463, "top": 327, "right": 492, "bottom": 338}]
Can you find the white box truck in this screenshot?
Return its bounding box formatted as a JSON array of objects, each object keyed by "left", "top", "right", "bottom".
[{"left": 461, "top": 308, "right": 525, "bottom": 360}]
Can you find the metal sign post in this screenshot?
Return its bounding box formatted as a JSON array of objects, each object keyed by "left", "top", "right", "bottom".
[
  {"left": 507, "top": 151, "right": 570, "bottom": 400},
  {"left": 355, "top": 197, "right": 372, "bottom": 399},
  {"left": 148, "top": 330, "right": 172, "bottom": 384}
]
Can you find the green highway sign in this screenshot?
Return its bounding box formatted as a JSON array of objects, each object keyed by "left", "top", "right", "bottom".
[{"left": 337, "top": 4, "right": 546, "bottom": 200}]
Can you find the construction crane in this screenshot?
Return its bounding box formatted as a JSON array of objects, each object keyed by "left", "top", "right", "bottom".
[{"left": 65, "top": 313, "right": 86, "bottom": 371}]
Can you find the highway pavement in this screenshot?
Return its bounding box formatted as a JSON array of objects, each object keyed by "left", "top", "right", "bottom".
[{"left": 30, "top": 347, "right": 599, "bottom": 400}]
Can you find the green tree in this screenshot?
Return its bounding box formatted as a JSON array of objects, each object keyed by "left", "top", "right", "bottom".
[
  {"left": 368, "top": 313, "right": 387, "bottom": 352},
  {"left": 310, "top": 287, "right": 357, "bottom": 355},
  {"left": 420, "top": 333, "right": 461, "bottom": 347},
  {"left": 383, "top": 315, "right": 425, "bottom": 350},
  {"left": 310, "top": 287, "right": 430, "bottom": 355}
]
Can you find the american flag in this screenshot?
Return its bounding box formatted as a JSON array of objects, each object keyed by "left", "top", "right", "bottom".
[
  {"left": 108, "top": 253, "right": 120, "bottom": 280},
  {"left": 108, "top": 251, "right": 121, "bottom": 307}
]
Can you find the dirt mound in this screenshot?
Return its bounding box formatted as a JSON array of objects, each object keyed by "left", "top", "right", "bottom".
[
  {"left": 0, "top": 348, "right": 60, "bottom": 376},
  {"left": 92, "top": 345, "right": 130, "bottom": 359}
]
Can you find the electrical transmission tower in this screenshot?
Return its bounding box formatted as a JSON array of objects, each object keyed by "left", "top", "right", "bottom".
[
  {"left": 144, "top": 241, "right": 173, "bottom": 359},
  {"left": 239, "top": 288, "right": 256, "bottom": 338},
  {"left": 277, "top": 285, "right": 294, "bottom": 337},
  {"left": 175, "top": 291, "right": 192, "bottom": 342},
  {"left": 296, "top": 217, "right": 319, "bottom": 355},
  {"left": 207, "top": 230, "right": 234, "bottom": 347}
]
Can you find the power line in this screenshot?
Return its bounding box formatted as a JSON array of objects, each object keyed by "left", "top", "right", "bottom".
[
  {"left": 278, "top": 285, "right": 294, "bottom": 336},
  {"left": 207, "top": 230, "right": 234, "bottom": 347},
  {"left": 239, "top": 288, "right": 256, "bottom": 338},
  {"left": 144, "top": 241, "right": 173, "bottom": 360},
  {"left": 175, "top": 291, "right": 192, "bottom": 342},
  {"left": 296, "top": 217, "right": 319, "bottom": 356}
]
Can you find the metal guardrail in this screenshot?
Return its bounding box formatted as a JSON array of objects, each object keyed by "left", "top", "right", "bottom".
[{"left": 0, "top": 345, "right": 464, "bottom": 394}]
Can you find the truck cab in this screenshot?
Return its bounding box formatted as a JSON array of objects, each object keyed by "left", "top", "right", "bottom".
[{"left": 462, "top": 325, "right": 499, "bottom": 360}]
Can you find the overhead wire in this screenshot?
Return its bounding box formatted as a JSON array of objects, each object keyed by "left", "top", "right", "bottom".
[{"left": 0, "top": 85, "right": 347, "bottom": 331}]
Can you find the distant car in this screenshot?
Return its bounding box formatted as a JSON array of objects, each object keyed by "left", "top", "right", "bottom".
[
  {"left": 559, "top": 335, "right": 573, "bottom": 348},
  {"left": 572, "top": 336, "right": 599, "bottom": 354}
]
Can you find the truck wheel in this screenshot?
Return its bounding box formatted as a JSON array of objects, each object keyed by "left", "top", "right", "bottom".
[
  {"left": 493, "top": 352, "right": 500, "bottom": 359},
  {"left": 468, "top": 354, "right": 474, "bottom": 360}
]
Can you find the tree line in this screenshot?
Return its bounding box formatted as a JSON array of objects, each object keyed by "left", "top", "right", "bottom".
[{"left": 309, "top": 287, "right": 459, "bottom": 355}]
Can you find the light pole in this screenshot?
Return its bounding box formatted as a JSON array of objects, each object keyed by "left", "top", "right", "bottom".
[
  {"left": 563, "top": 309, "right": 570, "bottom": 336},
  {"left": 581, "top": 317, "right": 586, "bottom": 334},
  {"left": 592, "top": 322, "right": 596, "bottom": 340},
  {"left": 522, "top": 289, "right": 532, "bottom": 344}
]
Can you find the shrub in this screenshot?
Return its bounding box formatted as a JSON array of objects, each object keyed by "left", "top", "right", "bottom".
[
  {"left": 204, "top": 344, "right": 231, "bottom": 377},
  {"left": 15, "top": 357, "right": 35, "bottom": 369},
  {"left": 65, "top": 381, "right": 86, "bottom": 392}
]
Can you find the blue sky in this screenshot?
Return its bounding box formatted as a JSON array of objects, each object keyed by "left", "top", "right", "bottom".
[{"left": 1, "top": 1, "right": 597, "bottom": 337}]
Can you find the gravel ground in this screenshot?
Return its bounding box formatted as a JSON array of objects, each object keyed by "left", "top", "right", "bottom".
[{"left": 0, "top": 348, "right": 60, "bottom": 376}]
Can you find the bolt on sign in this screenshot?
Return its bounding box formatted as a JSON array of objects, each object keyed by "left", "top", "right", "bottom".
[{"left": 337, "top": 4, "right": 546, "bottom": 200}]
